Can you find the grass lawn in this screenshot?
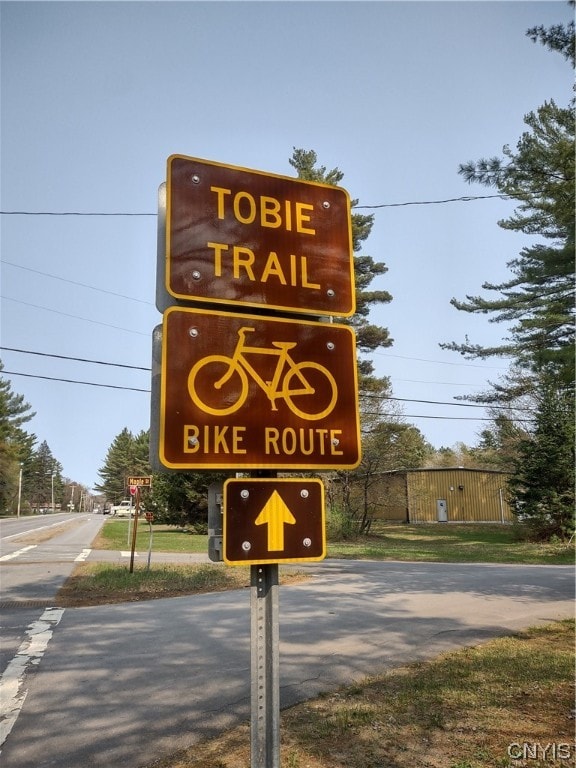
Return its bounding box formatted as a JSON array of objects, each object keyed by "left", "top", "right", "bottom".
[
  {"left": 93, "top": 519, "right": 209, "bottom": 553},
  {"left": 94, "top": 519, "right": 574, "bottom": 565},
  {"left": 327, "top": 522, "right": 575, "bottom": 565},
  {"left": 146, "top": 619, "right": 575, "bottom": 768}
]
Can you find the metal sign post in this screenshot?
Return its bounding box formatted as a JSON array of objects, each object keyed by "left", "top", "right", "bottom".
[
  {"left": 251, "top": 563, "right": 280, "bottom": 768},
  {"left": 152, "top": 154, "right": 361, "bottom": 768},
  {"left": 129, "top": 488, "right": 140, "bottom": 574}
]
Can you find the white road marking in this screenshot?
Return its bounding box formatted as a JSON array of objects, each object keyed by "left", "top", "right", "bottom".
[
  {"left": 121, "top": 551, "right": 139, "bottom": 557},
  {"left": 74, "top": 549, "right": 91, "bottom": 562},
  {"left": 3, "top": 518, "right": 83, "bottom": 541},
  {"left": 0, "top": 545, "right": 37, "bottom": 562},
  {"left": 0, "top": 607, "right": 65, "bottom": 749}
]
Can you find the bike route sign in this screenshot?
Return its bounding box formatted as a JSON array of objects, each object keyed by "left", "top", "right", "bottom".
[
  {"left": 223, "top": 478, "right": 325, "bottom": 565},
  {"left": 165, "top": 155, "right": 355, "bottom": 317},
  {"left": 158, "top": 306, "right": 361, "bottom": 470}
]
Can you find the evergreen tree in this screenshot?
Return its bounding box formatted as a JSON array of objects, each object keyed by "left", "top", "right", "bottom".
[
  {"left": 146, "top": 469, "right": 227, "bottom": 529},
  {"left": 0, "top": 362, "right": 36, "bottom": 513},
  {"left": 441, "top": 17, "right": 575, "bottom": 538},
  {"left": 27, "top": 441, "right": 64, "bottom": 510},
  {"left": 289, "top": 148, "right": 392, "bottom": 378},
  {"left": 441, "top": 23, "right": 575, "bottom": 387},
  {"left": 508, "top": 375, "right": 574, "bottom": 539},
  {"left": 95, "top": 427, "right": 151, "bottom": 503}
]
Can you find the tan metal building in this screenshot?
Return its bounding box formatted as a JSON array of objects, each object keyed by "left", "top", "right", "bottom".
[{"left": 373, "top": 468, "right": 513, "bottom": 524}]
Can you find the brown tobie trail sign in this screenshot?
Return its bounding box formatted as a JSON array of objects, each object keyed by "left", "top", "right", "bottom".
[{"left": 165, "top": 155, "right": 355, "bottom": 317}]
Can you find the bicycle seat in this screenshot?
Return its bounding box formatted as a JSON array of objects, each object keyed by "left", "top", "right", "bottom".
[{"left": 271, "top": 341, "right": 297, "bottom": 350}]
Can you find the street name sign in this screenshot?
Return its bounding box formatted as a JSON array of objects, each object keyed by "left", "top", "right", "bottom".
[
  {"left": 126, "top": 476, "right": 152, "bottom": 488},
  {"left": 223, "top": 478, "right": 325, "bottom": 565},
  {"left": 157, "top": 306, "right": 361, "bottom": 470},
  {"left": 165, "top": 155, "right": 355, "bottom": 317}
]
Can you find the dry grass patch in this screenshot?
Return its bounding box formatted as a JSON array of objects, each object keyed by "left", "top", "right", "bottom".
[
  {"left": 57, "top": 562, "right": 308, "bottom": 607},
  {"left": 146, "top": 619, "right": 575, "bottom": 768}
]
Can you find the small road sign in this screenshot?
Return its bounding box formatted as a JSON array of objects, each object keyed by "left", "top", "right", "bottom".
[
  {"left": 165, "top": 155, "right": 355, "bottom": 317},
  {"left": 127, "top": 476, "right": 152, "bottom": 488},
  {"left": 156, "top": 306, "right": 361, "bottom": 470},
  {"left": 223, "top": 478, "right": 325, "bottom": 565}
]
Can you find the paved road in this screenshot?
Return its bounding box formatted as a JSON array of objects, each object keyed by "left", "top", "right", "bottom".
[
  {"left": 0, "top": 514, "right": 107, "bottom": 674},
  {"left": 0, "top": 553, "right": 573, "bottom": 768}
]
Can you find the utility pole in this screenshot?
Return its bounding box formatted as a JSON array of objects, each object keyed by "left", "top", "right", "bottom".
[{"left": 17, "top": 463, "right": 23, "bottom": 518}]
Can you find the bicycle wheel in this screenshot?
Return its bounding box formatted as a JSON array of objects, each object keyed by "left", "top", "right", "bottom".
[
  {"left": 187, "top": 355, "right": 248, "bottom": 416},
  {"left": 283, "top": 362, "right": 338, "bottom": 420}
]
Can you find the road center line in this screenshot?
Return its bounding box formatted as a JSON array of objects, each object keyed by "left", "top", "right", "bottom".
[
  {"left": 0, "top": 546, "right": 37, "bottom": 562},
  {"left": 0, "top": 607, "right": 65, "bottom": 749}
]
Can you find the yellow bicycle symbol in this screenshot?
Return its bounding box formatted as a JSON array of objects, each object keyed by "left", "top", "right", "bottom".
[{"left": 188, "top": 326, "right": 338, "bottom": 420}]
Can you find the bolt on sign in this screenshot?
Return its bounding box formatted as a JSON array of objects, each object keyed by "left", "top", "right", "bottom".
[
  {"left": 165, "top": 155, "right": 355, "bottom": 317},
  {"left": 158, "top": 306, "right": 361, "bottom": 470},
  {"left": 223, "top": 478, "right": 325, "bottom": 565}
]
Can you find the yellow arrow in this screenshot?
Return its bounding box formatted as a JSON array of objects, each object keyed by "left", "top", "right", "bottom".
[{"left": 254, "top": 490, "right": 296, "bottom": 551}]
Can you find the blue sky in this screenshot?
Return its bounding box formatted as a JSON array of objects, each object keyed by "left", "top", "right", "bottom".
[{"left": 1, "top": 1, "right": 573, "bottom": 490}]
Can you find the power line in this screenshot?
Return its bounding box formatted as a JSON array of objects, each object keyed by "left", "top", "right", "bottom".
[
  {"left": 1, "top": 296, "right": 149, "bottom": 337},
  {"left": 0, "top": 347, "right": 150, "bottom": 371},
  {"left": 0, "top": 210, "right": 155, "bottom": 217},
  {"left": 1, "top": 347, "right": 503, "bottom": 409},
  {"left": 0, "top": 193, "right": 511, "bottom": 217},
  {"left": 355, "top": 194, "right": 510, "bottom": 209},
  {"left": 1, "top": 369, "right": 505, "bottom": 419},
  {"left": 372, "top": 349, "right": 508, "bottom": 370},
  {"left": 2, "top": 270, "right": 506, "bottom": 372},
  {"left": 2, "top": 347, "right": 528, "bottom": 413},
  {"left": 2, "top": 261, "right": 154, "bottom": 306},
  {"left": 0, "top": 347, "right": 490, "bottom": 388},
  {"left": 2, "top": 370, "right": 150, "bottom": 392},
  {"left": 361, "top": 392, "right": 533, "bottom": 412},
  {"left": 2, "top": 275, "right": 509, "bottom": 372}
]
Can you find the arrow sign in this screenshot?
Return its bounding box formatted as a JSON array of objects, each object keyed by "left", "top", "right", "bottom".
[
  {"left": 223, "top": 478, "right": 325, "bottom": 565},
  {"left": 254, "top": 491, "right": 296, "bottom": 551}
]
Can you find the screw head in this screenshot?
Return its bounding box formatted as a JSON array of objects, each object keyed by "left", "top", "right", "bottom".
[
  {"left": 322, "top": 201, "right": 330, "bottom": 209},
  {"left": 303, "top": 538, "right": 312, "bottom": 548},
  {"left": 300, "top": 489, "right": 309, "bottom": 499},
  {"left": 327, "top": 289, "right": 335, "bottom": 298},
  {"left": 191, "top": 174, "right": 200, "bottom": 184},
  {"left": 327, "top": 342, "right": 335, "bottom": 351},
  {"left": 240, "top": 489, "right": 250, "bottom": 499},
  {"left": 242, "top": 541, "right": 251, "bottom": 552},
  {"left": 189, "top": 327, "right": 199, "bottom": 338}
]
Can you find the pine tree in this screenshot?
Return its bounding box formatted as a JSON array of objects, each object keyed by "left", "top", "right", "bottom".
[
  {"left": 27, "top": 441, "right": 63, "bottom": 510},
  {"left": 508, "top": 376, "right": 575, "bottom": 538},
  {"left": 0, "top": 361, "right": 36, "bottom": 443},
  {"left": 288, "top": 149, "right": 392, "bottom": 378},
  {"left": 95, "top": 427, "right": 151, "bottom": 503},
  {"left": 0, "top": 362, "right": 37, "bottom": 513},
  {"left": 441, "top": 24, "right": 575, "bottom": 387},
  {"left": 441, "top": 17, "right": 575, "bottom": 539}
]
